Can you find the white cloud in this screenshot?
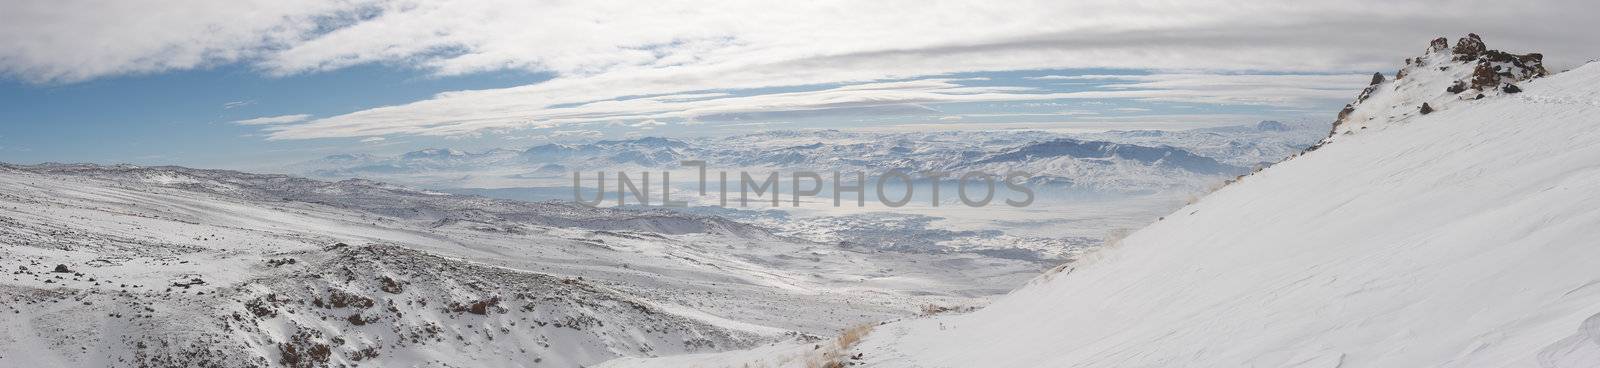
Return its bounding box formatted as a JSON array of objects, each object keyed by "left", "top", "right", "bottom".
[
  {"left": 252, "top": 73, "right": 1367, "bottom": 139},
  {"left": 0, "top": 0, "right": 377, "bottom": 83},
  {"left": 222, "top": 100, "right": 256, "bottom": 109},
  {"left": 1029, "top": 75, "right": 1133, "bottom": 81},
  {"left": 360, "top": 137, "right": 386, "bottom": 143},
  {"left": 551, "top": 130, "right": 602, "bottom": 139},
  {"left": 521, "top": 129, "right": 605, "bottom": 143},
  {"left": 4, "top": 0, "right": 1596, "bottom": 137},
  {"left": 231, "top": 114, "right": 312, "bottom": 125},
  {"left": 9, "top": 0, "right": 1593, "bottom": 85}
]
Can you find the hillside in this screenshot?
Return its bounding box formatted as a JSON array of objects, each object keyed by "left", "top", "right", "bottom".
[
  {"left": 849, "top": 37, "right": 1600, "bottom": 367},
  {"left": 0, "top": 164, "right": 1046, "bottom": 367},
  {"left": 599, "top": 35, "right": 1600, "bottom": 368}
]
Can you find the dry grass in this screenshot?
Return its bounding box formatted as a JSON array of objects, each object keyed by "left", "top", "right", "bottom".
[
  {"left": 804, "top": 323, "right": 877, "bottom": 368},
  {"left": 918, "top": 304, "right": 951, "bottom": 316},
  {"left": 836, "top": 323, "right": 873, "bottom": 350}
]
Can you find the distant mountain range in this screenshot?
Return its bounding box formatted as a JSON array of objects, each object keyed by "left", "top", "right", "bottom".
[{"left": 291, "top": 121, "right": 1324, "bottom": 195}]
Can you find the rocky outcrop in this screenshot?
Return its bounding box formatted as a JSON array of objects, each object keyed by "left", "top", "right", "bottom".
[
  {"left": 1330, "top": 72, "right": 1388, "bottom": 137},
  {"left": 1325, "top": 34, "right": 1548, "bottom": 142},
  {"left": 1452, "top": 33, "right": 1488, "bottom": 60},
  {"left": 1428, "top": 37, "right": 1450, "bottom": 53},
  {"left": 1453, "top": 33, "right": 1546, "bottom": 94}
]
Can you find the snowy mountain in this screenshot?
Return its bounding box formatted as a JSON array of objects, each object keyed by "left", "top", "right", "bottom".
[
  {"left": 967, "top": 138, "right": 1238, "bottom": 174},
  {"left": 1324, "top": 33, "right": 1547, "bottom": 142},
  {"left": 281, "top": 125, "right": 1324, "bottom": 265},
  {"left": 0, "top": 163, "right": 1049, "bottom": 367},
  {"left": 602, "top": 35, "right": 1600, "bottom": 368},
  {"left": 1076, "top": 120, "right": 1328, "bottom": 169},
  {"left": 292, "top": 123, "right": 1324, "bottom": 196}
]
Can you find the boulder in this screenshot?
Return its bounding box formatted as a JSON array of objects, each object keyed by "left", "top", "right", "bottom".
[
  {"left": 1453, "top": 33, "right": 1486, "bottom": 60},
  {"left": 1428, "top": 37, "right": 1450, "bottom": 53}
]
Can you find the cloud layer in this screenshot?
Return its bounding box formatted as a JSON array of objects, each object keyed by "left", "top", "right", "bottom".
[
  {"left": 259, "top": 74, "right": 1371, "bottom": 139},
  {"left": 232, "top": 114, "right": 313, "bottom": 125},
  {"left": 5, "top": 0, "right": 1594, "bottom": 139}
]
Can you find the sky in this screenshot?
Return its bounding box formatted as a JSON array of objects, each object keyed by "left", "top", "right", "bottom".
[{"left": 1, "top": 0, "right": 1596, "bottom": 170}]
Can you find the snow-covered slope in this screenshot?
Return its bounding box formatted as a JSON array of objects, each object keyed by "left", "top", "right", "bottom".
[
  {"left": 1325, "top": 34, "right": 1547, "bottom": 142},
  {"left": 0, "top": 164, "right": 1048, "bottom": 367},
  {"left": 601, "top": 36, "right": 1600, "bottom": 368},
  {"left": 848, "top": 42, "right": 1600, "bottom": 367}
]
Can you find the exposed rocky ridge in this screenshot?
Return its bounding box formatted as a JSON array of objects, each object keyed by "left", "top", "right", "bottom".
[
  {"left": 1, "top": 244, "right": 776, "bottom": 368},
  {"left": 1324, "top": 34, "right": 1547, "bottom": 143}
]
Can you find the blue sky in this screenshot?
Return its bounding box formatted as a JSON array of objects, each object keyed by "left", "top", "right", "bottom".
[
  {"left": 0, "top": 65, "right": 548, "bottom": 168},
  {"left": 0, "top": 66, "right": 1360, "bottom": 169},
  {"left": 2, "top": 0, "right": 1592, "bottom": 170}
]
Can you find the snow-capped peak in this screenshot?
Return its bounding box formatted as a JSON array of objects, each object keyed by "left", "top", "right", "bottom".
[
  {"left": 1325, "top": 33, "right": 1547, "bottom": 142},
  {"left": 1254, "top": 120, "right": 1291, "bottom": 131},
  {"left": 400, "top": 147, "right": 469, "bottom": 159}
]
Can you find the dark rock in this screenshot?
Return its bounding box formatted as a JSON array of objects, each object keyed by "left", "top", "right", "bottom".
[
  {"left": 170, "top": 275, "right": 206, "bottom": 287},
  {"left": 1369, "top": 72, "right": 1385, "bottom": 85},
  {"left": 1420, "top": 103, "right": 1435, "bottom": 115},
  {"left": 1480, "top": 50, "right": 1548, "bottom": 77},
  {"left": 1331, "top": 103, "right": 1358, "bottom": 132},
  {"left": 467, "top": 297, "right": 499, "bottom": 315},
  {"left": 379, "top": 276, "right": 404, "bottom": 294},
  {"left": 1472, "top": 61, "right": 1501, "bottom": 91},
  {"left": 346, "top": 314, "right": 367, "bottom": 326},
  {"left": 1429, "top": 37, "right": 1450, "bottom": 53},
  {"left": 1453, "top": 33, "right": 1486, "bottom": 60},
  {"left": 1446, "top": 81, "right": 1467, "bottom": 94},
  {"left": 1502, "top": 84, "right": 1522, "bottom": 93},
  {"left": 52, "top": 264, "right": 69, "bottom": 273}
]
